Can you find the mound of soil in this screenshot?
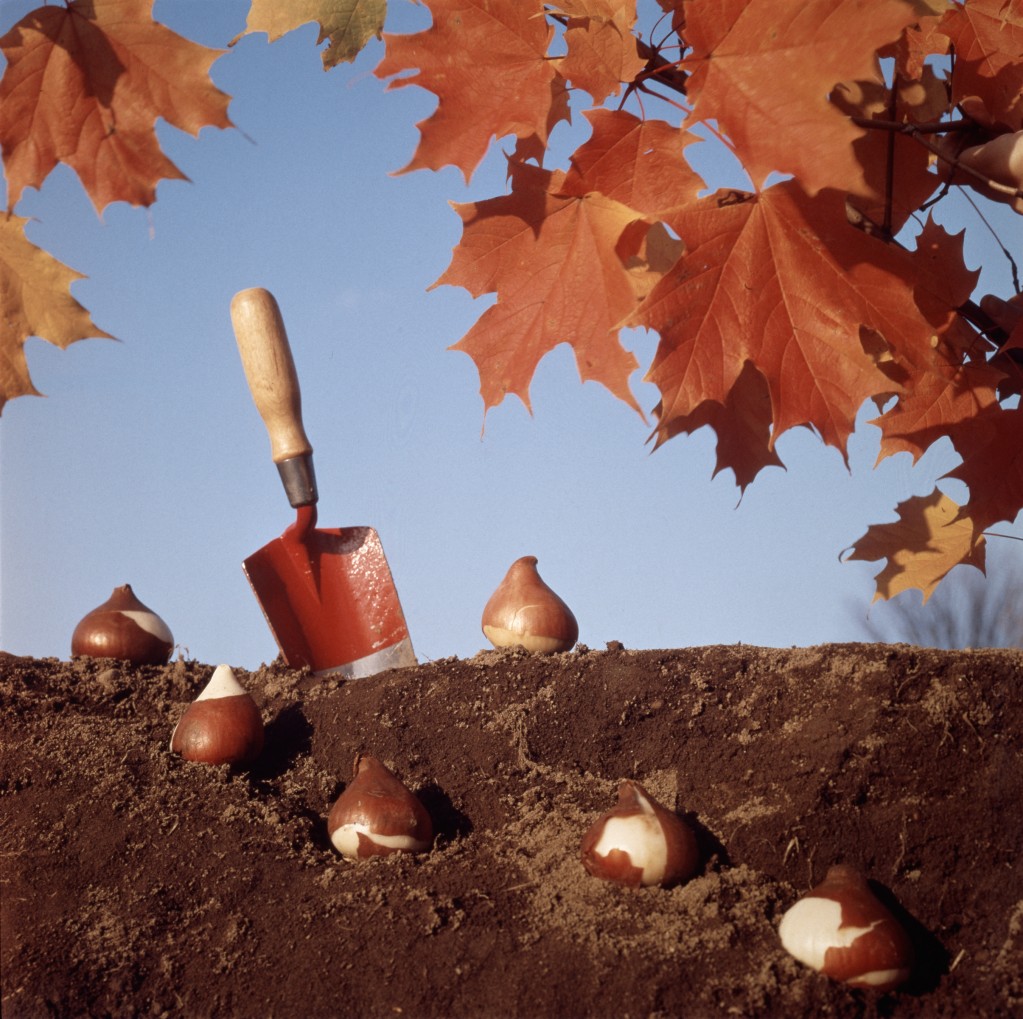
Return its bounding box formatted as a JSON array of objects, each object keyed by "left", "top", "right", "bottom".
[{"left": 2, "top": 642, "right": 1021, "bottom": 1018}]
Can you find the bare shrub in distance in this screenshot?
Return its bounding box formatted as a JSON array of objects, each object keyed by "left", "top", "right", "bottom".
[{"left": 852, "top": 548, "right": 1023, "bottom": 650}]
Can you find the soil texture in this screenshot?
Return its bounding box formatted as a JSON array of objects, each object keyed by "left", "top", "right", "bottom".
[{"left": 1, "top": 642, "right": 1021, "bottom": 1018}]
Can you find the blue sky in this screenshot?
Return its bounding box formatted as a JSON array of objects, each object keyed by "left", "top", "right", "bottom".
[{"left": 2, "top": 0, "right": 1021, "bottom": 668}]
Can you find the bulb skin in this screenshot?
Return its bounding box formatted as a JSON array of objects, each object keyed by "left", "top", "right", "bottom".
[
  {"left": 481, "top": 556, "right": 578, "bottom": 653},
  {"left": 580, "top": 780, "right": 699, "bottom": 888},
  {"left": 778, "top": 864, "right": 914, "bottom": 992},
  {"left": 71, "top": 584, "right": 173, "bottom": 666},
  {"left": 327, "top": 754, "right": 433, "bottom": 860},
  {"left": 170, "top": 665, "right": 264, "bottom": 765}
]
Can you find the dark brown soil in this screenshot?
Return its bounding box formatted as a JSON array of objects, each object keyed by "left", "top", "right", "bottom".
[{"left": 2, "top": 643, "right": 1021, "bottom": 1018}]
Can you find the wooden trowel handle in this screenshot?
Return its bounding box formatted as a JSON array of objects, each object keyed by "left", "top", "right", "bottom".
[
  {"left": 231, "top": 288, "right": 318, "bottom": 508},
  {"left": 231, "top": 288, "right": 312, "bottom": 465}
]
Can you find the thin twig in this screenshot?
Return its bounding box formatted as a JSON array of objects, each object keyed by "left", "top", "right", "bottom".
[
  {"left": 852, "top": 116, "right": 969, "bottom": 135},
  {"left": 883, "top": 79, "right": 899, "bottom": 238},
  {"left": 546, "top": 8, "right": 689, "bottom": 98},
  {"left": 959, "top": 189, "right": 1022, "bottom": 293}
]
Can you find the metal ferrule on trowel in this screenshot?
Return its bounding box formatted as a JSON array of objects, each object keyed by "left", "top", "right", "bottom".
[{"left": 276, "top": 453, "right": 318, "bottom": 509}]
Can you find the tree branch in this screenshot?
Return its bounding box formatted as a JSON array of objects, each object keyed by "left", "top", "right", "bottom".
[
  {"left": 958, "top": 298, "right": 1009, "bottom": 349},
  {"left": 851, "top": 115, "right": 1023, "bottom": 205}
]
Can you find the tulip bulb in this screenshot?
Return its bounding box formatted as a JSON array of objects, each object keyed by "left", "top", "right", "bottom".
[
  {"left": 778, "top": 864, "right": 914, "bottom": 992},
  {"left": 327, "top": 754, "right": 433, "bottom": 860},
  {"left": 71, "top": 584, "right": 173, "bottom": 665},
  {"left": 580, "top": 780, "right": 699, "bottom": 888},
  {"left": 481, "top": 555, "right": 578, "bottom": 653},
  {"left": 170, "top": 664, "right": 264, "bottom": 765}
]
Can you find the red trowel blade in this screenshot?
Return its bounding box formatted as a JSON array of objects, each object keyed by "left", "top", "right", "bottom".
[{"left": 244, "top": 508, "right": 416, "bottom": 678}]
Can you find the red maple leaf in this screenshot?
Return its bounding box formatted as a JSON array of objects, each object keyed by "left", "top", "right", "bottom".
[
  {"left": 434, "top": 161, "right": 649, "bottom": 415},
  {"left": 870, "top": 218, "right": 1004, "bottom": 465},
  {"left": 653, "top": 360, "right": 785, "bottom": 492},
  {"left": 947, "top": 405, "right": 1023, "bottom": 535},
  {"left": 0, "top": 0, "right": 232, "bottom": 213},
  {"left": 938, "top": 0, "right": 1023, "bottom": 129},
  {"left": 561, "top": 109, "right": 705, "bottom": 226},
  {"left": 681, "top": 0, "right": 923, "bottom": 195},
  {"left": 890, "top": 10, "right": 952, "bottom": 82},
  {"left": 554, "top": 0, "right": 647, "bottom": 105},
  {"left": 872, "top": 317, "right": 1003, "bottom": 464},
  {"left": 631, "top": 184, "right": 973, "bottom": 460},
  {"left": 374, "top": 0, "right": 570, "bottom": 181}
]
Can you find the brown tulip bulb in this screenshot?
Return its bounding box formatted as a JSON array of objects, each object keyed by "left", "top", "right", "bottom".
[
  {"left": 327, "top": 754, "right": 433, "bottom": 860},
  {"left": 71, "top": 584, "right": 174, "bottom": 665},
  {"left": 170, "top": 665, "right": 264, "bottom": 765},
  {"left": 778, "top": 864, "right": 914, "bottom": 992},
  {"left": 581, "top": 780, "right": 699, "bottom": 888},
  {"left": 481, "top": 556, "right": 578, "bottom": 653}
]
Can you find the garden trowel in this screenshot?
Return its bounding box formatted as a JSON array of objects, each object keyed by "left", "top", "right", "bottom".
[{"left": 230, "top": 287, "right": 417, "bottom": 679}]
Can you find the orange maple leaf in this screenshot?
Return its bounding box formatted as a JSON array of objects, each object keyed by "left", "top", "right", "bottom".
[
  {"left": 0, "top": 0, "right": 233, "bottom": 213},
  {"left": 938, "top": 0, "right": 1023, "bottom": 129},
  {"left": 632, "top": 184, "right": 967, "bottom": 457},
  {"left": 374, "top": 0, "right": 569, "bottom": 180},
  {"left": 435, "top": 161, "right": 649, "bottom": 415},
  {"left": 553, "top": 0, "right": 647, "bottom": 105},
  {"left": 946, "top": 404, "right": 1023, "bottom": 535},
  {"left": 0, "top": 214, "right": 113, "bottom": 414},
  {"left": 238, "top": 0, "right": 386, "bottom": 69},
  {"left": 653, "top": 360, "right": 785, "bottom": 492},
  {"left": 845, "top": 489, "right": 986, "bottom": 603},
  {"left": 871, "top": 220, "right": 1001, "bottom": 464},
  {"left": 681, "top": 0, "right": 922, "bottom": 195},
  {"left": 872, "top": 317, "right": 1003, "bottom": 464},
  {"left": 561, "top": 109, "right": 705, "bottom": 226},
  {"left": 888, "top": 3, "right": 952, "bottom": 83}
]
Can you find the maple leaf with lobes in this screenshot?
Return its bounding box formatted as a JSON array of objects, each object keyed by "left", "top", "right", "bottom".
[
  {"left": 938, "top": 0, "right": 1023, "bottom": 128},
  {"left": 654, "top": 360, "right": 785, "bottom": 493},
  {"left": 681, "top": 0, "right": 923, "bottom": 196},
  {"left": 0, "top": 0, "right": 233, "bottom": 213},
  {"left": 631, "top": 183, "right": 967, "bottom": 466},
  {"left": 374, "top": 0, "right": 570, "bottom": 181},
  {"left": 846, "top": 490, "right": 986, "bottom": 603},
  {"left": 561, "top": 109, "right": 705, "bottom": 227},
  {"left": 946, "top": 405, "right": 1023, "bottom": 536},
  {"left": 871, "top": 220, "right": 1000, "bottom": 465},
  {"left": 435, "top": 161, "right": 650, "bottom": 416},
  {"left": 0, "top": 215, "right": 112, "bottom": 414},
  {"left": 552, "top": 0, "right": 647, "bottom": 105},
  {"left": 239, "top": 0, "right": 386, "bottom": 69}
]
